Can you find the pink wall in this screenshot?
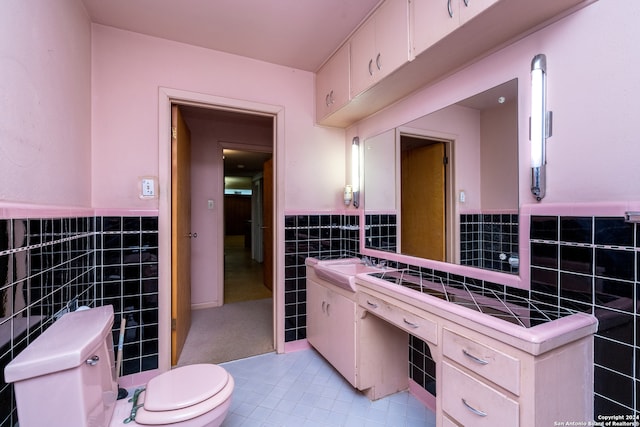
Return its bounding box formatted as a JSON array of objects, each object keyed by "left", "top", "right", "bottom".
[
  {"left": 90, "top": 25, "right": 346, "bottom": 210},
  {"left": 0, "top": 0, "right": 92, "bottom": 206},
  {"left": 349, "top": 0, "right": 640, "bottom": 205}
]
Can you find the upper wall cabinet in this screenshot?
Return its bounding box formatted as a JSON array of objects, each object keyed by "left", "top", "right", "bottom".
[
  {"left": 413, "top": 0, "right": 498, "bottom": 55},
  {"left": 316, "top": 44, "right": 351, "bottom": 122},
  {"left": 316, "top": 0, "right": 593, "bottom": 128},
  {"left": 349, "top": 0, "right": 410, "bottom": 98}
]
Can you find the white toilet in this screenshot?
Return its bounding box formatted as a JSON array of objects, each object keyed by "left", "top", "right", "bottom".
[{"left": 4, "top": 305, "right": 234, "bottom": 427}]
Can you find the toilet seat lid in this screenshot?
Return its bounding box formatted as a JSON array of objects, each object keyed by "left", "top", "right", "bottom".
[{"left": 144, "top": 364, "right": 229, "bottom": 411}]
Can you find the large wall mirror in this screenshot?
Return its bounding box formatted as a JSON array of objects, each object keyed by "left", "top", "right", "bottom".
[{"left": 363, "top": 79, "right": 520, "bottom": 275}]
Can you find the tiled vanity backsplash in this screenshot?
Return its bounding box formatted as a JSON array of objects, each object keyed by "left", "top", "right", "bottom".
[{"left": 0, "top": 214, "right": 158, "bottom": 427}]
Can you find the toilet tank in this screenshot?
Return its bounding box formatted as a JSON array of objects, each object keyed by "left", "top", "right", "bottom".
[{"left": 5, "top": 305, "right": 118, "bottom": 427}]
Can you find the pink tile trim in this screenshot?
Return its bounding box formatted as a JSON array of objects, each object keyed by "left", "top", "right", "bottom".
[
  {"left": 521, "top": 201, "right": 640, "bottom": 217},
  {"left": 94, "top": 208, "right": 159, "bottom": 217},
  {"left": 0, "top": 202, "right": 94, "bottom": 219},
  {"left": 284, "top": 339, "right": 312, "bottom": 353},
  {"left": 0, "top": 202, "right": 159, "bottom": 219},
  {"left": 409, "top": 378, "right": 436, "bottom": 412}
]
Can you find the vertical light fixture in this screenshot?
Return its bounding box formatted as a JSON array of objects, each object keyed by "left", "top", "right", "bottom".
[
  {"left": 351, "top": 137, "right": 360, "bottom": 208},
  {"left": 530, "top": 53, "right": 551, "bottom": 201}
]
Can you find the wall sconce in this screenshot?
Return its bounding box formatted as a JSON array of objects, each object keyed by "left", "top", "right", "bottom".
[
  {"left": 351, "top": 137, "right": 360, "bottom": 208},
  {"left": 530, "top": 53, "right": 552, "bottom": 201}
]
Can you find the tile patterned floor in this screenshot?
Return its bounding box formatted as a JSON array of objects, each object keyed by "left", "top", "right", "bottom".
[{"left": 220, "top": 348, "right": 436, "bottom": 427}]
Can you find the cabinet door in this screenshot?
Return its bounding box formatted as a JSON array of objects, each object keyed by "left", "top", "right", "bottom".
[
  {"left": 350, "top": 18, "right": 377, "bottom": 98},
  {"left": 351, "top": 0, "right": 410, "bottom": 98},
  {"left": 306, "top": 279, "right": 326, "bottom": 353},
  {"left": 459, "top": 0, "right": 499, "bottom": 24},
  {"left": 374, "top": 0, "right": 410, "bottom": 81},
  {"left": 315, "top": 44, "right": 350, "bottom": 122},
  {"left": 412, "top": 0, "right": 459, "bottom": 55},
  {"left": 326, "top": 290, "right": 356, "bottom": 384}
]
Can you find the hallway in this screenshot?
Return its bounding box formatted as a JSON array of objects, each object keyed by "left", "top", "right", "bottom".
[
  {"left": 224, "top": 235, "right": 272, "bottom": 303},
  {"left": 177, "top": 235, "right": 274, "bottom": 365}
]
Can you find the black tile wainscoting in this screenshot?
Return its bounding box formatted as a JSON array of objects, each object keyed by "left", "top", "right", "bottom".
[
  {"left": 460, "top": 213, "right": 519, "bottom": 274},
  {"left": 0, "top": 215, "right": 159, "bottom": 427},
  {"left": 530, "top": 215, "right": 640, "bottom": 418},
  {"left": 291, "top": 212, "right": 640, "bottom": 418}
]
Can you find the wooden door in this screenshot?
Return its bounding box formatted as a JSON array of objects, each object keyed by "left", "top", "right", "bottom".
[
  {"left": 262, "top": 157, "right": 273, "bottom": 291},
  {"left": 171, "top": 105, "right": 192, "bottom": 366},
  {"left": 401, "top": 139, "right": 446, "bottom": 261}
]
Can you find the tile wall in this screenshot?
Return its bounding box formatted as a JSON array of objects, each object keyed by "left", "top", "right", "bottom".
[
  {"left": 529, "top": 215, "right": 640, "bottom": 418},
  {"left": 0, "top": 215, "right": 158, "bottom": 427},
  {"left": 283, "top": 214, "right": 360, "bottom": 342},
  {"left": 364, "top": 214, "right": 397, "bottom": 252},
  {"left": 460, "top": 213, "right": 519, "bottom": 274},
  {"left": 289, "top": 211, "right": 640, "bottom": 419}
]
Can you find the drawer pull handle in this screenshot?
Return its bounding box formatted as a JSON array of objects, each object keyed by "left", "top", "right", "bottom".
[
  {"left": 462, "top": 398, "right": 487, "bottom": 417},
  {"left": 403, "top": 318, "right": 419, "bottom": 329},
  {"left": 366, "top": 300, "right": 378, "bottom": 309},
  {"left": 462, "top": 349, "right": 489, "bottom": 365}
]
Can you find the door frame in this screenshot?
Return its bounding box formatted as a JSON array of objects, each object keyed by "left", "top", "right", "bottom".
[{"left": 158, "top": 87, "right": 284, "bottom": 371}]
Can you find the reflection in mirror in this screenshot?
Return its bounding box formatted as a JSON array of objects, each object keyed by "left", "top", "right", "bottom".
[{"left": 363, "top": 79, "right": 520, "bottom": 274}]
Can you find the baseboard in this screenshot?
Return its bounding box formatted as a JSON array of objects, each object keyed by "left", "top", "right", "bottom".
[{"left": 191, "top": 301, "right": 222, "bottom": 310}]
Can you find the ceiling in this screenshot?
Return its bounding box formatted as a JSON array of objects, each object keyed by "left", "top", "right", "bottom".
[{"left": 81, "top": 0, "right": 382, "bottom": 72}]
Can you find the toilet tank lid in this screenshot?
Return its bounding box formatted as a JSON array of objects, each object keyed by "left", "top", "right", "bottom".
[{"left": 4, "top": 306, "right": 114, "bottom": 384}]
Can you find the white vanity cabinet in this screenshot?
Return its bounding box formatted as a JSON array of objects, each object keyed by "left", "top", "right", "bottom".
[
  {"left": 306, "top": 277, "right": 357, "bottom": 384},
  {"left": 355, "top": 275, "right": 597, "bottom": 427},
  {"left": 349, "top": 0, "right": 410, "bottom": 98},
  {"left": 315, "top": 43, "right": 350, "bottom": 123},
  {"left": 306, "top": 266, "right": 409, "bottom": 399}
]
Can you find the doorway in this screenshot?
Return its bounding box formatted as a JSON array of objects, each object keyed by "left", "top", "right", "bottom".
[
  {"left": 399, "top": 134, "right": 451, "bottom": 262},
  {"left": 159, "top": 89, "right": 282, "bottom": 369},
  {"left": 222, "top": 148, "right": 273, "bottom": 304}
]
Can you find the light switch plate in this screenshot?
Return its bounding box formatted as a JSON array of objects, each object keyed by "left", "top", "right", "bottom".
[{"left": 141, "top": 178, "right": 155, "bottom": 197}]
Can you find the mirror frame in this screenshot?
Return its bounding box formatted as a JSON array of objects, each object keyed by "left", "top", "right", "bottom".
[{"left": 355, "top": 78, "right": 529, "bottom": 290}]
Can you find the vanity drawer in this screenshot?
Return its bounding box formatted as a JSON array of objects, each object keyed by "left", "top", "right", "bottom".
[
  {"left": 359, "top": 292, "right": 437, "bottom": 344},
  {"left": 442, "top": 361, "right": 519, "bottom": 427},
  {"left": 443, "top": 328, "right": 520, "bottom": 395}
]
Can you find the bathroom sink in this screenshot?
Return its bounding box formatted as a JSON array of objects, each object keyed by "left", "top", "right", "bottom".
[{"left": 308, "top": 258, "right": 388, "bottom": 292}]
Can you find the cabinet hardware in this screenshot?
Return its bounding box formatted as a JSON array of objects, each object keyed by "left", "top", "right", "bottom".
[
  {"left": 463, "top": 0, "right": 469, "bottom": 6},
  {"left": 462, "top": 349, "right": 489, "bottom": 365},
  {"left": 462, "top": 398, "right": 488, "bottom": 417},
  {"left": 376, "top": 53, "right": 381, "bottom": 71},
  {"left": 322, "top": 301, "right": 326, "bottom": 313},
  {"left": 86, "top": 355, "right": 99, "bottom": 366},
  {"left": 403, "top": 318, "right": 419, "bottom": 328},
  {"left": 366, "top": 300, "right": 378, "bottom": 309},
  {"left": 447, "top": 0, "right": 454, "bottom": 18},
  {"left": 368, "top": 59, "right": 374, "bottom": 76}
]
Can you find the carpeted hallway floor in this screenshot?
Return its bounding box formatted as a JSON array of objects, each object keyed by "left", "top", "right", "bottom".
[
  {"left": 177, "top": 235, "right": 274, "bottom": 366},
  {"left": 176, "top": 298, "right": 274, "bottom": 365}
]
